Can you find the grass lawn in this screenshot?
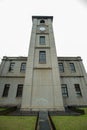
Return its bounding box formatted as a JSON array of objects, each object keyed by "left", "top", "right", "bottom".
[
  {"left": 0, "top": 116, "right": 36, "bottom": 130},
  {"left": 79, "top": 108, "right": 87, "bottom": 114},
  {"left": 52, "top": 108, "right": 87, "bottom": 130},
  {"left": 0, "top": 108, "right": 7, "bottom": 111}
]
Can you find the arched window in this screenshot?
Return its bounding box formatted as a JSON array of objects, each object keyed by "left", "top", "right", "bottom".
[{"left": 40, "top": 20, "right": 45, "bottom": 23}]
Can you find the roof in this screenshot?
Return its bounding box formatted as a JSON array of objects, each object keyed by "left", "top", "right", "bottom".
[
  {"left": 32, "top": 16, "right": 53, "bottom": 21},
  {"left": 2, "top": 56, "right": 82, "bottom": 61},
  {"left": 58, "top": 56, "right": 82, "bottom": 61}
]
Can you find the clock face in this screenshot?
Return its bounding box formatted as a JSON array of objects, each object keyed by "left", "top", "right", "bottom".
[{"left": 39, "top": 27, "right": 46, "bottom": 31}]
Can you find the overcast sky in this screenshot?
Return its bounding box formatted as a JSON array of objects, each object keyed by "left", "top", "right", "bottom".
[{"left": 0, "top": 0, "right": 87, "bottom": 71}]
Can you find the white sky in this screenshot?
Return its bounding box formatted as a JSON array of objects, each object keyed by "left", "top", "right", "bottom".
[{"left": 0, "top": 0, "right": 87, "bottom": 71}]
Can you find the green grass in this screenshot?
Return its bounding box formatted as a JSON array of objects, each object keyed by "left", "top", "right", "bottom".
[
  {"left": 79, "top": 108, "right": 87, "bottom": 114},
  {"left": 0, "top": 116, "right": 36, "bottom": 130},
  {"left": 52, "top": 108, "right": 87, "bottom": 130},
  {"left": 52, "top": 115, "right": 87, "bottom": 130},
  {"left": 0, "top": 108, "right": 7, "bottom": 111}
]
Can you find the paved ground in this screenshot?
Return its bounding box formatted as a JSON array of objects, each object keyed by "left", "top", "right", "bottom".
[{"left": 38, "top": 111, "right": 51, "bottom": 130}]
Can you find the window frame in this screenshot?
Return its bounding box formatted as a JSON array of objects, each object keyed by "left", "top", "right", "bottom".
[
  {"left": 39, "top": 36, "right": 45, "bottom": 45},
  {"left": 70, "top": 63, "right": 76, "bottom": 72},
  {"left": 9, "top": 62, "right": 15, "bottom": 72},
  {"left": 20, "top": 62, "right": 26, "bottom": 72},
  {"left": 40, "top": 20, "right": 45, "bottom": 23},
  {"left": 39, "top": 51, "right": 46, "bottom": 64},
  {"left": 59, "top": 63, "right": 64, "bottom": 72},
  {"left": 16, "top": 84, "right": 23, "bottom": 97},
  {"left": 61, "top": 84, "right": 68, "bottom": 97},
  {"left": 74, "top": 84, "right": 82, "bottom": 96},
  {"left": 2, "top": 84, "right": 10, "bottom": 97}
]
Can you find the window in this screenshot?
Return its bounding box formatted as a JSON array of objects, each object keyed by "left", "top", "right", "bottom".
[
  {"left": 2, "top": 84, "right": 10, "bottom": 97},
  {"left": 20, "top": 63, "right": 26, "bottom": 72},
  {"left": 70, "top": 63, "right": 76, "bottom": 72},
  {"left": 59, "top": 63, "right": 64, "bottom": 72},
  {"left": 40, "top": 20, "right": 45, "bottom": 23},
  {"left": 40, "top": 36, "right": 45, "bottom": 45},
  {"left": 61, "top": 84, "right": 68, "bottom": 97},
  {"left": 39, "top": 51, "right": 46, "bottom": 63},
  {"left": 9, "top": 62, "right": 15, "bottom": 72},
  {"left": 16, "top": 84, "right": 23, "bottom": 97},
  {"left": 74, "top": 84, "right": 82, "bottom": 96}
]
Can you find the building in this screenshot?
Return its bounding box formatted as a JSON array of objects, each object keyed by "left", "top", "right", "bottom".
[{"left": 0, "top": 16, "right": 87, "bottom": 111}]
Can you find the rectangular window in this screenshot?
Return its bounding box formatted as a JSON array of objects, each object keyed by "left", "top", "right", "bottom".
[
  {"left": 20, "top": 63, "right": 26, "bottom": 72},
  {"left": 16, "top": 84, "right": 23, "bottom": 97},
  {"left": 61, "top": 84, "right": 68, "bottom": 97},
  {"left": 2, "top": 84, "right": 10, "bottom": 97},
  {"left": 9, "top": 62, "right": 15, "bottom": 72},
  {"left": 75, "top": 84, "right": 82, "bottom": 96},
  {"left": 59, "top": 63, "right": 64, "bottom": 72},
  {"left": 70, "top": 63, "right": 76, "bottom": 72},
  {"left": 39, "top": 51, "right": 46, "bottom": 63},
  {"left": 39, "top": 36, "right": 45, "bottom": 45}
]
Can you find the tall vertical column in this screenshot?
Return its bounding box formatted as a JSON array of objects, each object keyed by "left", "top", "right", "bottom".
[{"left": 21, "top": 16, "right": 64, "bottom": 111}]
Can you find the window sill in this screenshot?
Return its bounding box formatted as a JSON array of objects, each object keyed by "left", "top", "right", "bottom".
[{"left": 16, "top": 96, "right": 22, "bottom": 98}]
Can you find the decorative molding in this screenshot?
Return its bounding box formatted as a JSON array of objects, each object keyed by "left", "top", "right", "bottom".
[
  {"left": 34, "top": 67, "right": 52, "bottom": 70},
  {"left": 60, "top": 76, "right": 84, "bottom": 78},
  {"left": 35, "top": 47, "right": 50, "bottom": 49},
  {"left": 0, "top": 76, "right": 25, "bottom": 78}
]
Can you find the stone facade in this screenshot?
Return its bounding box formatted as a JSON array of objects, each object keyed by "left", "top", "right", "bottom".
[
  {"left": 58, "top": 57, "right": 87, "bottom": 107},
  {"left": 21, "top": 16, "right": 64, "bottom": 111},
  {"left": 0, "top": 56, "right": 87, "bottom": 108},
  {"left": 0, "top": 16, "right": 87, "bottom": 111},
  {"left": 0, "top": 56, "right": 26, "bottom": 107}
]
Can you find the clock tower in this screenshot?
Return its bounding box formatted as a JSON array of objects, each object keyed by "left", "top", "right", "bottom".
[{"left": 21, "top": 16, "right": 64, "bottom": 111}]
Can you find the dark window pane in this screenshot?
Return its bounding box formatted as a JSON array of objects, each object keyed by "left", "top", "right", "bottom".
[
  {"left": 61, "top": 84, "right": 68, "bottom": 97},
  {"left": 40, "top": 36, "right": 45, "bottom": 45},
  {"left": 70, "top": 63, "right": 76, "bottom": 72},
  {"left": 9, "top": 62, "right": 15, "bottom": 72},
  {"left": 40, "top": 20, "right": 45, "bottom": 23},
  {"left": 20, "top": 63, "right": 26, "bottom": 72},
  {"left": 39, "top": 51, "right": 46, "bottom": 64},
  {"left": 75, "top": 84, "right": 82, "bottom": 96},
  {"left": 59, "top": 63, "right": 64, "bottom": 72},
  {"left": 2, "top": 84, "right": 10, "bottom": 97},
  {"left": 16, "top": 84, "right": 23, "bottom": 97}
]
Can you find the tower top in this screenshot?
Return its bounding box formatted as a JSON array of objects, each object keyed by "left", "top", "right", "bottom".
[{"left": 32, "top": 16, "right": 53, "bottom": 21}]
